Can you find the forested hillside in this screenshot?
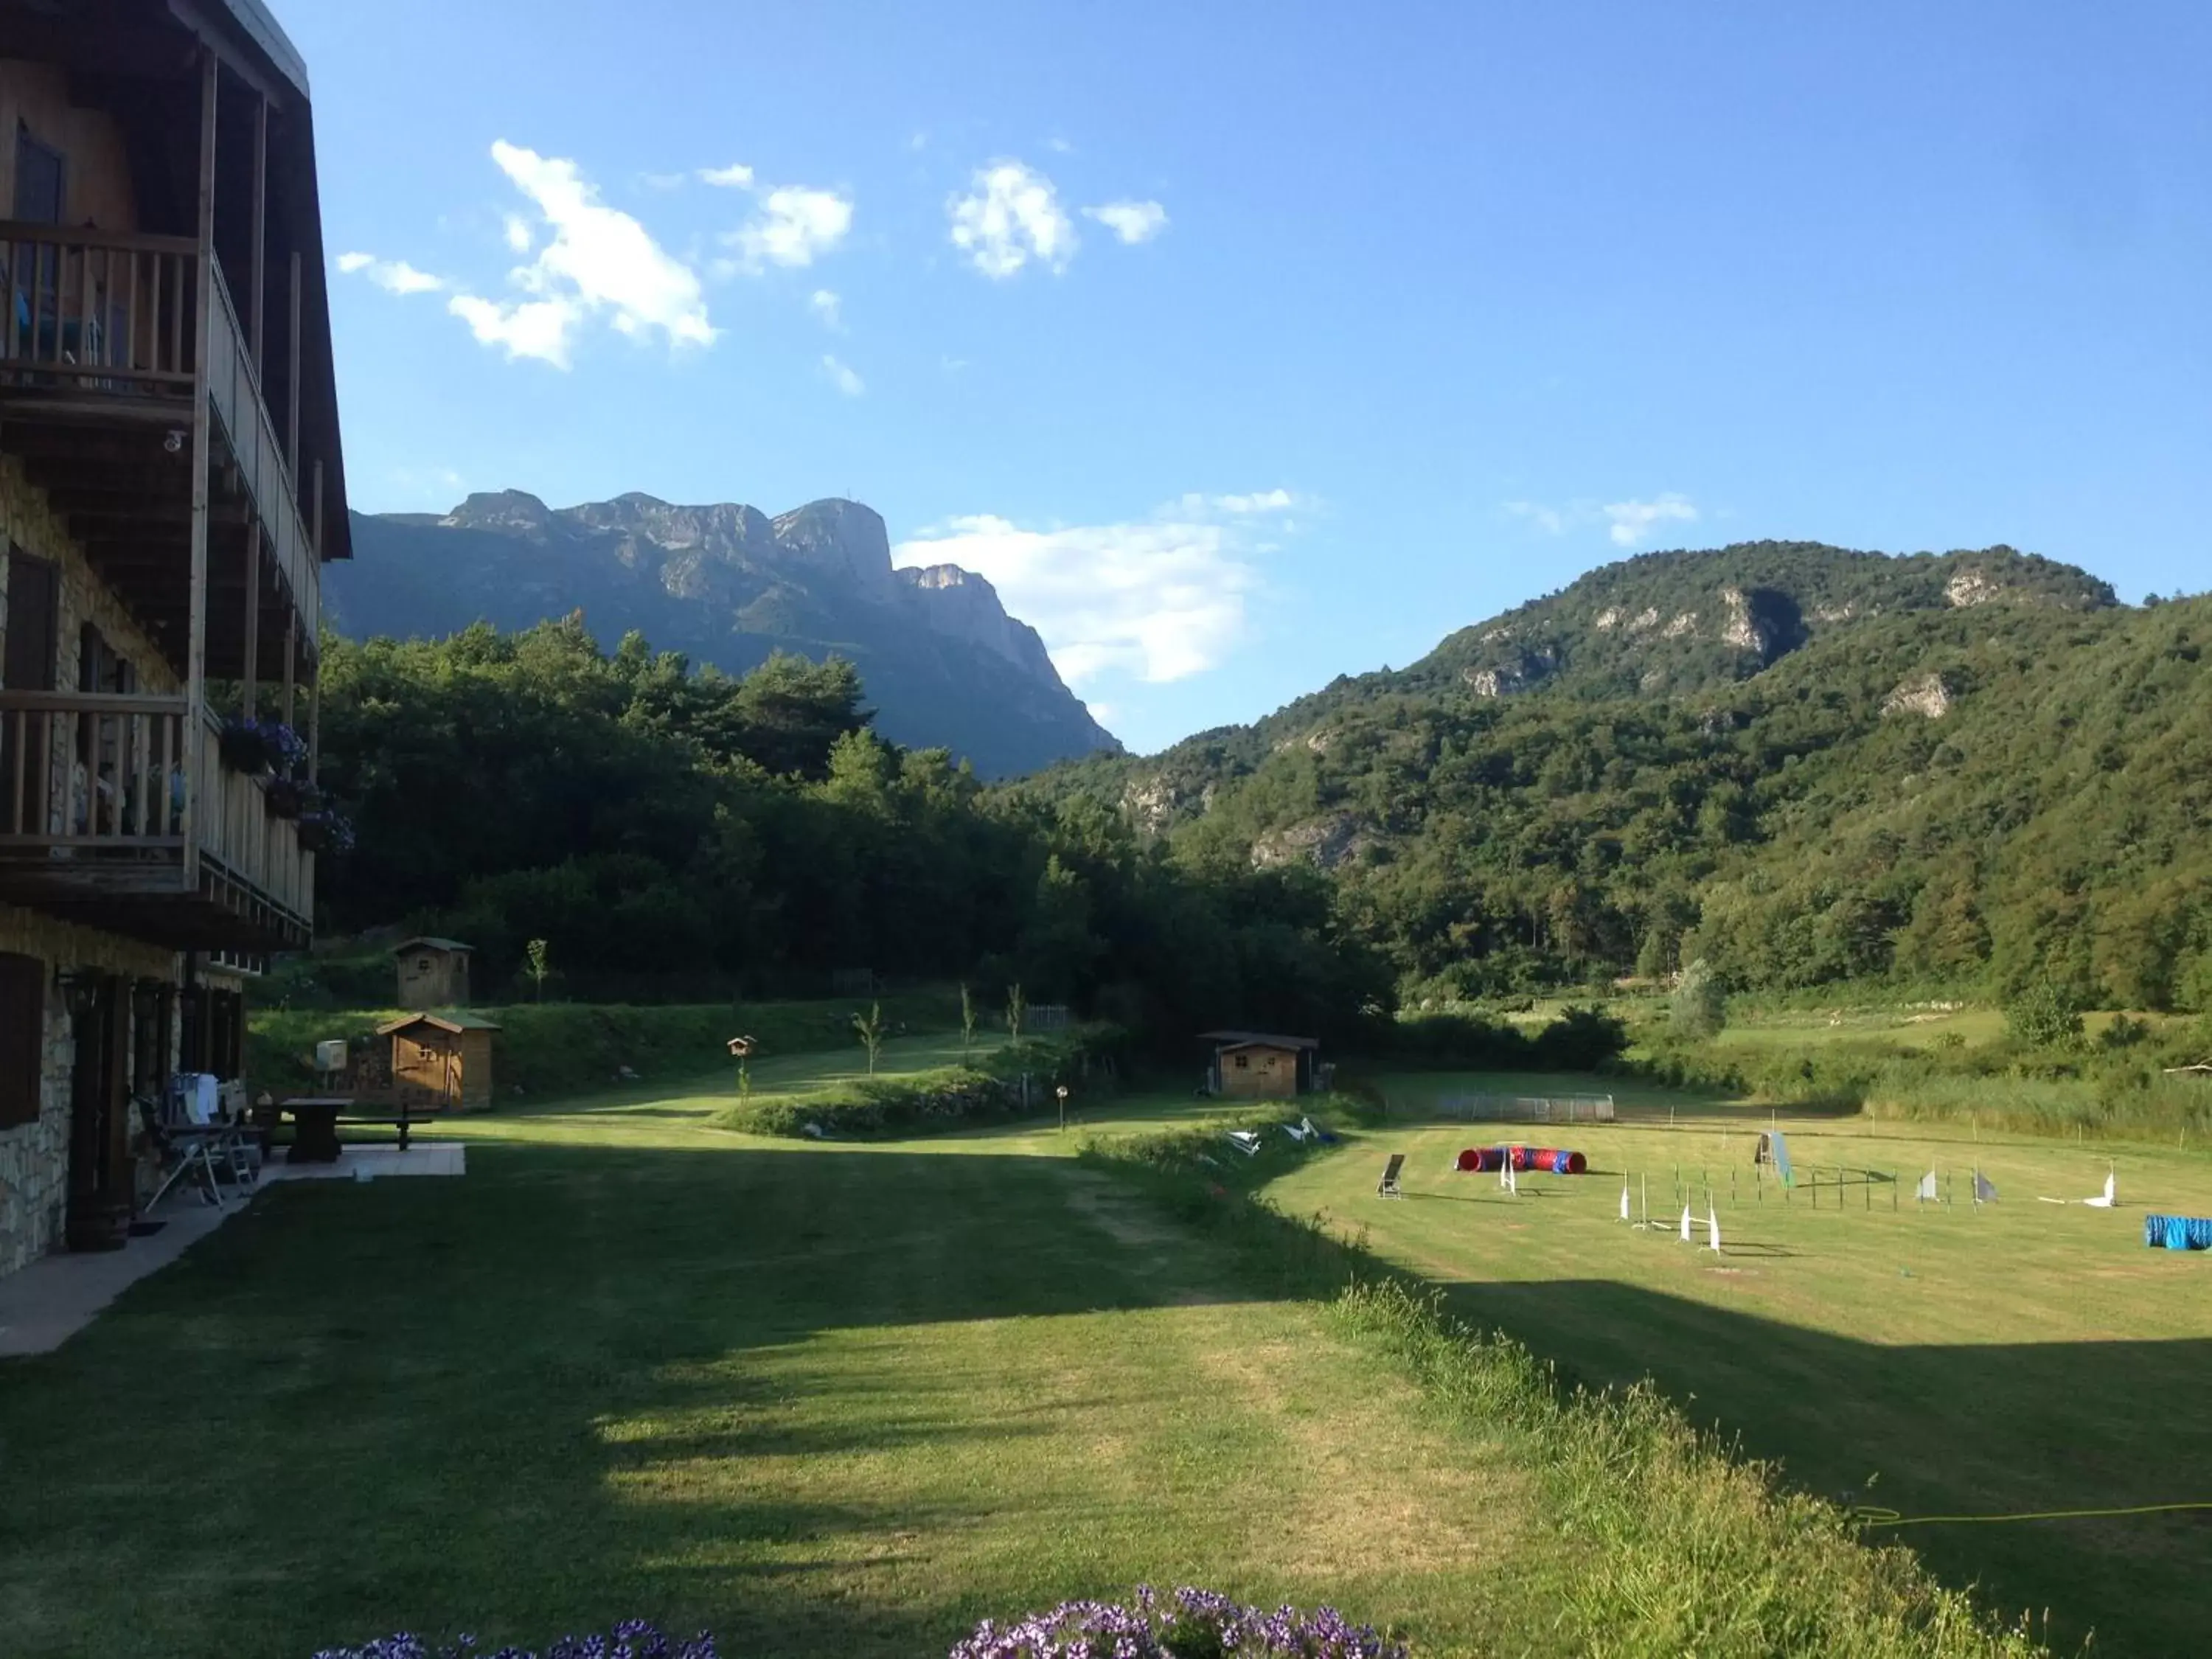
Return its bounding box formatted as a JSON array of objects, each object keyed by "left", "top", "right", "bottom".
[
  {"left": 1018, "top": 544, "right": 2212, "bottom": 1009},
  {"left": 310, "top": 620, "right": 1385, "bottom": 1042}
]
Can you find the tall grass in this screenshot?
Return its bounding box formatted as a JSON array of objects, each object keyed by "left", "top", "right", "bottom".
[
  {"left": 1627, "top": 1023, "right": 2212, "bottom": 1146},
  {"left": 1083, "top": 1122, "right": 2044, "bottom": 1658}
]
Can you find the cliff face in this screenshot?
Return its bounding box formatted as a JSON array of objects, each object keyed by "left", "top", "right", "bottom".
[{"left": 330, "top": 492, "right": 1120, "bottom": 778}]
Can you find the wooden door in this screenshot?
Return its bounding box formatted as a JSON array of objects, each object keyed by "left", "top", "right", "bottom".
[
  {"left": 2, "top": 549, "right": 59, "bottom": 835},
  {"left": 65, "top": 973, "right": 131, "bottom": 1245}
]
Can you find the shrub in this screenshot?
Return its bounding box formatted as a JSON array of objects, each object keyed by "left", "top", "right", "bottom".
[
  {"left": 721, "top": 1066, "right": 1023, "bottom": 1138},
  {"left": 1671, "top": 958, "right": 1728, "bottom": 1040},
  {"left": 2006, "top": 981, "right": 2084, "bottom": 1050},
  {"left": 949, "top": 1585, "right": 1403, "bottom": 1658}
]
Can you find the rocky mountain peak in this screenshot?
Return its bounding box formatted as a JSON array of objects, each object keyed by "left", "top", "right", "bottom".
[
  {"left": 768, "top": 498, "right": 895, "bottom": 599},
  {"left": 441, "top": 490, "right": 552, "bottom": 532}
]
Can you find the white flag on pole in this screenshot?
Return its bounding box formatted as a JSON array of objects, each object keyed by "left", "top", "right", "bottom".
[
  {"left": 1620, "top": 1180, "right": 1631, "bottom": 1222},
  {"left": 1679, "top": 1205, "right": 1692, "bottom": 1242},
  {"left": 1707, "top": 1207, "right": 1722, "bottom": 1253}
]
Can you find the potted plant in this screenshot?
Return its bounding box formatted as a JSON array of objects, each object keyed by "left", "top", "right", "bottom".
[
  {"left": 295, "top": 809, "right": 355, "bottom": 855},
  {"left": 262, "top": 778, "right": 321, "bottom": 820},
  {"left": 218, "top": 716, "right": 307, "bottom": 777}
]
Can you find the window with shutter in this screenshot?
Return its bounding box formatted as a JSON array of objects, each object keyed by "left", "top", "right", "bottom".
[{"left": 0, "top": 953, "right": 45, "bottom": 1129}]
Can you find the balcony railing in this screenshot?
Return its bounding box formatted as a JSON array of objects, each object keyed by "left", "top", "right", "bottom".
[
  {"left": 206, "top": 260, "right": 319, "bottom": 630},
  {"left": 0, "top": 220, "right": 198, "bottom": 401},
  {"left": 0, "top": 220, "right": 319, "bottom": 633},
  {"left": 0, "top": 690, "right": 311, "bottom": 944}
]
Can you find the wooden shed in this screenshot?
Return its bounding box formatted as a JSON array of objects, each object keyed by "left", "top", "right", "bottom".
[
  {"left": 1200, "top": 1030, "right": 1321, "bottom": 1100},
  {"left": 393, "top": 937, "right": 473, "bottom": 1010},
  {"left": 376, "top": 1012, "right": 501, "bottom": 1112}
]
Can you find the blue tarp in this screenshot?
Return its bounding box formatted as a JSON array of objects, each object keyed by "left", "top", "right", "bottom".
[{"left": 2144, "top": 1214, "right": 2212, "bottom": 1251}]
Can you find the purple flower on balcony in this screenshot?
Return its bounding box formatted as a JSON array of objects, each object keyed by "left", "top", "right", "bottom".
[
  {"left": 219, "top": 715, "right": 310, "bottom": 777},
  {"left": 296, "top": 808, "right": 355, "bottom": 855}
]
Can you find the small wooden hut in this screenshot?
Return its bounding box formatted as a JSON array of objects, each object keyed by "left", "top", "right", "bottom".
[
  {"left": 392, "top": 937, "right": 473, "bottom": 1011},
  {"left": 1199, "top": 1030, "right": 1321, "bottom": 1100},
  {"left": 376, "top": 1011, "right": 501, "bottom": 1111}
]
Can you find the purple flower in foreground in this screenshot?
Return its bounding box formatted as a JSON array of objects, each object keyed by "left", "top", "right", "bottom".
[
  {"left": 315, "top": 1627, "right": 712, "bottom": 1659},
  {"left": 948, "top": 1586, "right": 1403, "bottom": 1659}
]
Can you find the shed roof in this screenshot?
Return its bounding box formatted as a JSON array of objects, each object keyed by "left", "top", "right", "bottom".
[
  {"left": 1197, "top": 1031, "right": 1321, "bottom": 1051},
  {"left": 376, "top": 1012, "right": 504, "bottom": 1037},
  {"left": 392, "top": 937, "right": 474, "bottom": 956}
]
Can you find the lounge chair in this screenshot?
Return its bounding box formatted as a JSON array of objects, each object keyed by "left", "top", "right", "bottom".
[{"left": 1377, "top": 1152, "right": 1405, "bottom": 1198}]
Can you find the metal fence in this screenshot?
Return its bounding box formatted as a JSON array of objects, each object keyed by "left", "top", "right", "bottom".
[{"left": 1436, "top": 1093, "right": 1615, "bottom": 1124}]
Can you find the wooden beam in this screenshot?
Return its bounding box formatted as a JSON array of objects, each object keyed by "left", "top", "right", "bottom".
[
  {"left": 248, "top": 92, "right": 267, "bottom": 375},
  {"left": 240, "top": 516, "right": 261, "bottom": 719},
  {"left": 184, "top": 46, "right": 218, "bottom": 892},
  {"left": 287, "top": 247, "right": 302, "bottom": 473}
]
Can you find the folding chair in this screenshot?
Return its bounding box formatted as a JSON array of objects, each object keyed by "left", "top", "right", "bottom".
[
  {"left": 136, "top": 1094, "right": 228, "bottom": 1211},
  {"left": 1377, "top": 1152, "right": 1405, "bottom": 1198}
]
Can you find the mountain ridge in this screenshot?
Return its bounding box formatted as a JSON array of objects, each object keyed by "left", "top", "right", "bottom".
[
  {"left": 328, "top": 490, "right": 1119, "bottom": 779},
  {"left": 1010, "top": 539, "right": 2210, "bottom": 1007}
]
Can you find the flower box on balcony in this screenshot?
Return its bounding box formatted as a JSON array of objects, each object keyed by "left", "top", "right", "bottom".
[
  {"left": 262, "top": 778, "right": 320, "bottom": 821},
  {"left": 218, "top": 717, "right": 308, "bottom": 778},
  {"left": 296, "top": 810, "right": 355, "bottom": 855}
]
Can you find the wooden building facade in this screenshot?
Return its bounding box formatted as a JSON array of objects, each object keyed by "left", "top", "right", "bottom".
[
  {"left": 0, "top": 0, "right": 352, "bottom": 1274},
  {"left": 392, "top": 936, "right": 472, "bottom": 1010},
  {"left": 1200, "top": 1032, "right": 1322, "bottom": 1101},
  {"left": 376, "top": 1012, "right": 500, "bottom": 1113}
]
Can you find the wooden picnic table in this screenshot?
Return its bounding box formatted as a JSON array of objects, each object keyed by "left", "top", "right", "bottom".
[
  {"left": 271, "top": 1096, "right": 437, "bottom": 1163},
  {"left": 274, "top": 1097, "right": 350, "bottom": 1163}
]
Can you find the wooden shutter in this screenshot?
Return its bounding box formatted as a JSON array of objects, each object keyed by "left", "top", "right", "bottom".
[{"left": 0, "top": 953, "right": 44, "bottom": 1129}]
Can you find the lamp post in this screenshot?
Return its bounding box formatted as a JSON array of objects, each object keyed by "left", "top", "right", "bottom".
[{"left": 1056, "top": 1084, "right": 1069, "bottom": 1133}]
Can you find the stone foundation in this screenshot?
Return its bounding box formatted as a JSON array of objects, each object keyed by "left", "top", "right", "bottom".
[{"left": 0, "top": 902, "right": 179, "bottom": 1277}]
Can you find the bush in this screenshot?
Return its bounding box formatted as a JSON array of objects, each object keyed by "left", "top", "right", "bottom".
[
  {"left": 1390, "top": 1005, "right": 1628, "bottom": 1071},
  {"left": 720, "top": 1066, "right": 1023, "bottom": 1139},
  {"left": 949, "top": 1586, "right": 1403, "bottom": 1658},
  {"left": 2006, "top": 981, "right": 2085, "bottom": 1050},
  {"left": 1671, "top": 959, "right": 1728, "bottom": 1040}
]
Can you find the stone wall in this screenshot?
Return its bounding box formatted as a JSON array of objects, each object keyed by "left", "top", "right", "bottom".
[
  {"left": 0, "top": 455, "right": 187, "bottom": 1277},
  {"left": 0, "top": 902, "right": 179, "bottom": 1276}
]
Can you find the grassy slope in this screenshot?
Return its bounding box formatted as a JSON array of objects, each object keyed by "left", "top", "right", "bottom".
[{"left": 1264, "top": 1086, "right": 2212, "bottom": 1656}]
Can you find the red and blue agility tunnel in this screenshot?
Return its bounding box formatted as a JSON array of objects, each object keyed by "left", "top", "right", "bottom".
[
  {"left": 1456, "top": 1146, "right": 1588, "bottom": 1175},
  {"left": 2146, "top": 1214, "right": 2212, "bottom": 1251}
]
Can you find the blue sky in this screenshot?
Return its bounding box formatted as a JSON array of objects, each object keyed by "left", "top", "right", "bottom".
[{"left": 292, "top": 0, "right": 2211, "bottom": 754}]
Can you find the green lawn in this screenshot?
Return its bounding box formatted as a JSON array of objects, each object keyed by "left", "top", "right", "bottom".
[
  {"left": 0, "top": 1045, "right": 1548, "bottom": 1659},
  {"left": 1262, "top": 1090, "right": 2212, "bottom": 1657}
]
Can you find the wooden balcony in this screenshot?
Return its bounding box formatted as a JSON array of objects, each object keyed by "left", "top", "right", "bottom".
[
  {"left": 0, "top": 220, "right": 321, "bottom": 683},
  {"left": 0, "top": 690, "right": 312, "bottom": 951}
]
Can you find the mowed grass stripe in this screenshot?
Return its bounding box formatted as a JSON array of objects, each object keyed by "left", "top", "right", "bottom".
[{"left": 1, "top": 1107, "right": 1538, "bottom": 1659}]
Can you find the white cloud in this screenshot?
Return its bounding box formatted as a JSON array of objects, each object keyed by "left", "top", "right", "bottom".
[
  {"left": 1046, "top": 136, "right": 1074, "bottom": 155},
  {"left": 448, "top": 294, "right": 581, "bottom": 366},
  {"left": 893, "top": 491, "right": 1304, "bottom": 685},
  {"left": 809, "top": 288, "right": 844, "bottom": 330},
  {"left": 822, "top": 354, "right": 865, "bottom": 397},
  {"left": 698, "top": 161, "right": 757, "bottom": 189},
  {"left": 1503, "top": 499, "right": 1568, "bottom": 536},
  {"left": 1205, "top": 488, "right": 1301, "bottom": 515},
  {"left": 503, "top": 214, "right": 533, "bottom": 254},
  {"left": 724, "top": 184, "right": 855, "bottom": 271},
  {"left": 1501, "top": 494, "right": 1700, "bottom": 546},
  {"left": 947, "top": 160, "right": 1077, "bottom": 278},
  {"left": 1603, "top": 493, "right": 1700, "bottom": 547},
  {"left": 1082, "top": 199, "right": 1169, "bottom": 244},
  {"left": 335, "top": 251, "right": 445, "bottom": 295},
  {"left": 442, "top": 139, "right": 714, "bottom": 368}
]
